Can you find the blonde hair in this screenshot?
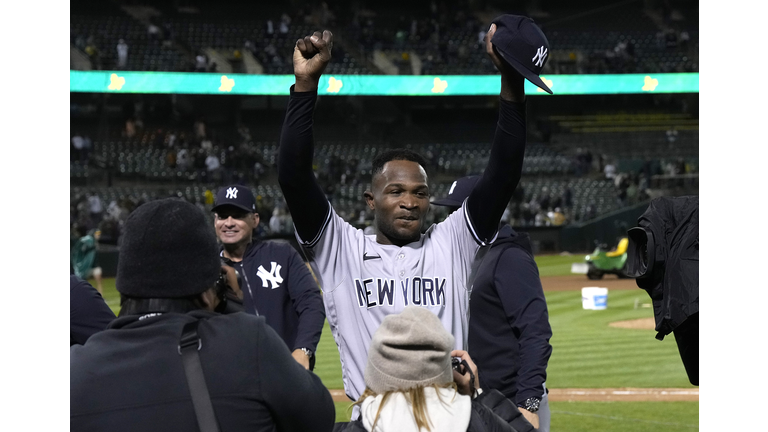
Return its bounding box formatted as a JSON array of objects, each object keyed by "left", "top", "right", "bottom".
[{"left": 352, "top": 382, "right": 459, "bottom": 432}]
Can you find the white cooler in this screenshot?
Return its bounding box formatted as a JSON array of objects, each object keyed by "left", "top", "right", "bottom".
[{"left": 582, "top": 287, "right": 608, "bottom": 310}]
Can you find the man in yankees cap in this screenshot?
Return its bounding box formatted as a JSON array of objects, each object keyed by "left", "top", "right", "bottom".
[
  {"left": 277, "top": 15, "right": 550, "bottom": 417},
  {"left": 212, "top": 184, "right": 325, "bottom": 370}
]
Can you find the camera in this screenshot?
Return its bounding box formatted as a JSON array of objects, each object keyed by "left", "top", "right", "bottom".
[{"left": 452, "top": 357, "right": 465, "bottom": 374}]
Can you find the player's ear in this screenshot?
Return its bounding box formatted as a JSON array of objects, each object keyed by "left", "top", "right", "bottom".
[
  {"left": 252, "top": 212, "right": 260, "bottom": 227},
  {"left": 364, "top": 190, "right": 375, "bottom": 210}
]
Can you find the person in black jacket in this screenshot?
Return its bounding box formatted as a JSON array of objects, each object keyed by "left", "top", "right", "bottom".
[
  {"left": 70, "top": 275, "right": 115, "bottom": 346},
  {"left": 70, "top": 198, "right": 335, "bottom": 432},
  {"left": 212, "top": 184, "right": 325, "bottom": 370},
  {"left": 433, "top": 176, "right": 553, "bottom": 432}
]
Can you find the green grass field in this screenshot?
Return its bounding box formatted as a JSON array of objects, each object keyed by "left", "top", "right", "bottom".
[
  {"left": 90, "top": 254, "right": 697, "bottom": 429},
  {"left": 534, "top": 254, "right": 588, "bottom": 277}
]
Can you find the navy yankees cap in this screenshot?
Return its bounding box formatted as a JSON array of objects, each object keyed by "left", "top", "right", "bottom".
[
  {"left": 212, "top": 185, "right": 257, "bottom": 213},
  {"left": 432, "top": 176, "right": 480, "bottom": 208},
  {"left": 491, "top": 14, "right": 553, "bottom": 94}
]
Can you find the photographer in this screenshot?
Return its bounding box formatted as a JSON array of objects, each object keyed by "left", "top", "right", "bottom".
[
  {"left": 71, "top": 199, "right": 335, "bottom": 432},
  {"left": 337, "top": 306, "right": 536, "bottom": 432}
]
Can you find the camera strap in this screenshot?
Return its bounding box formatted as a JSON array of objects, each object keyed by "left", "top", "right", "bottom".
[{"left": 179, "top": 320, "right": 221, "bottom": 432}]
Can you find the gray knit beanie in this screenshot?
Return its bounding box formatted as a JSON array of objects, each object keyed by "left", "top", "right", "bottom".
[
  {"left": 364, "top": 306, "right": 455, "bottom": 394},
  {"left": 117, "top": 198, "right": 220, "bottom": 298}
]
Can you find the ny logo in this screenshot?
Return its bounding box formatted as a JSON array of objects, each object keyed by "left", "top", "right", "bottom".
[
  {"left": 257, "top": 262, "right": 284, "bottom": 289},
  {"left": 448, "top": 181, "right": 458, "bottom": 195},
  {"left": 532, "top": 46, "right": 548, "bottom": 67},
  {"left": 226, "top": 187, "right": 238, "bottom": 199}
]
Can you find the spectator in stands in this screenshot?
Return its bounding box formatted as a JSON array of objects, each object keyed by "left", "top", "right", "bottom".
[
  {"left": 194, "top": 148, "right": 207, "bottom": 181},
  {"left": 205, "top": 152, "right": 221, "bottom": 182},
  {"left": 604, "top": 160, "right": 617, "bottom": 179},
  {"left": 116, "top": 39, "right": 128, "bottom": 68},
  {"left": 72, "top": 133, "right": 85, "bottom": 162},
  {"left": 194, "top": 117, "right": 207, "bottom": 140},
  {"left": 71, "top": 199, "right": 335, "bottom": 431},
  {"left": 195, "top": 54, "right": 208, "bottom": 72},
  {"left": 165, "top": 147, "right": 177, "bottom": 169},
  {"left": 85, "top": 39, "right": 101, "bottom": 70},
  {"left": 279, "top": 13, "right": 291, "bottom": 36},
  {"left": 88, "top": 194, "right": 104, "bottom": 225},
  {"left": 266, "top": 19, "right": 274, "bottom": 37},
  {"left": 550, "top": 207, "right": 566, "bottom": 226},
  {"left": 147, "top": 23, "right": 160, "bottom": 41},
  {"left": 562, "top": 186, "right": 573, "bottom": 209},
  {"left": 176, "top": 148, "right": 190, "bottom": 171},
  {"left": 125, "top": 117, "right": 137, "bottom": 138}
]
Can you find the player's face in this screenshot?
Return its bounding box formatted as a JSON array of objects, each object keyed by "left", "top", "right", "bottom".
[
  {"left": 214, "top": 206, "right": 259, "bottom": 246},
  {"left": 366, "top": 160, "right": 430, "bottom": 246}
]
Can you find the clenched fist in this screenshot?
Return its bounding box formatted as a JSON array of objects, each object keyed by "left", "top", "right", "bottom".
[{"left": 293, "top": 30, "right": 333, "bottom": 92}]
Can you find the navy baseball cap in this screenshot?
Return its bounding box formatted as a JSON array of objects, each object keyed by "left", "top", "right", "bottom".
[
  {"left": 212, "top": 185, "right": 257, "bottom": 213},
  {"left": 491, "top": 14, "right": 553, "bottom": 94},
  {"left": 432, "top": 176, "right": 480, "bottom": 207}
]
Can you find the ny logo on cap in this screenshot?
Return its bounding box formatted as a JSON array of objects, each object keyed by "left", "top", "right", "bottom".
[
  {"left": 532, "top": 46, "right": 548, "bottom": 67},
  {"left": 226, "top": 187, "right": 238, "bottom": 199}
]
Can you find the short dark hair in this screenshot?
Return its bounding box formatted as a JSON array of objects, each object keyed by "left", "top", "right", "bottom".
[{"left": 371, "top": 148, "right": 428, "bottom": 178}]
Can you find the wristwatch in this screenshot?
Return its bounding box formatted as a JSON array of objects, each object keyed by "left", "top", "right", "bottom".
[
  {"left": 522, "top": 397, "right": 541, "bottom": 413},
  {"left": 300, "top": 347, "right": 314, "bottom": 358}
]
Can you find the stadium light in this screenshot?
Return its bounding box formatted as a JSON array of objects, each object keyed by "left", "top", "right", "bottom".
[{"left": 70, "top": 71, "right": 699, "bottom": 96}]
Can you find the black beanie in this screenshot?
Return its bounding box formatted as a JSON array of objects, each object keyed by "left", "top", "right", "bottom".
[{"left": 117, "top": 198, "right": 220, "bottom": 298}]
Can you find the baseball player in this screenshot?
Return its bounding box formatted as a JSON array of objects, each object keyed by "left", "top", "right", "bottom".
[{"left": 277, "top": 18, "right": 549, "bottom": 410}]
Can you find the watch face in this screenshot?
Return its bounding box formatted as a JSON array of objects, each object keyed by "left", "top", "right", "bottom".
[{"left": 525, "top": 397, "right": 541, "bottom": 413}]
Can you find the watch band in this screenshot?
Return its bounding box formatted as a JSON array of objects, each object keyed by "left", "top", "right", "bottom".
[{"left": 300, "top": 347, "right": 313, "bottom": 358}]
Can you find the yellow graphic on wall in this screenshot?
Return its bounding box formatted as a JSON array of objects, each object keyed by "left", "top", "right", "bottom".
[
  {"left": 537, "top": 76, "right": 554, "bottom": 93},
  {"left": 431, "top": 77, "right": 448, "bottom": 93},
  {"left": 108, "top": 74, "right": 126, "bottom": 90},
  {"left": 327, "top": 77, "right": 343, "bottom": 93},
  {"left": 642, "top": 76, "right": 659, "bottom": 91},
  {"left": 219, "top": 76, "right": 235, "bottom": 92}
]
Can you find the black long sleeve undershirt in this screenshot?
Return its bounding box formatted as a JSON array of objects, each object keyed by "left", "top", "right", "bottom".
[
  {"left": 278, "top": 87, "right": 526, "bottom": 245},
  {"left": 277, "top": 87, "right": 330, "bottom": 243},
  {"left": 466, "top": 99, "right": 527, "bottom": 243}
]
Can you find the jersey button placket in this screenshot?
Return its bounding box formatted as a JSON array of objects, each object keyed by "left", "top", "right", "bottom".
[{"left": 397, "top": 249, "right": 405, "bottom": 279}]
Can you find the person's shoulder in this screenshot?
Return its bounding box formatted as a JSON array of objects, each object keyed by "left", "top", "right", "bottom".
[
  {"left": 204, "top": 311, "right": 268, "bottom": 331},
  {"left": 259, "top": 239, "right": 302, "bottom": 257}
]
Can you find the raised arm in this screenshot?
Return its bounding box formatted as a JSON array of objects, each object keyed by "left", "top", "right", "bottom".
[
  {"left": 466, "top": 23, "right": 527, "bottom": 244},
  {"left": 277, "top": 30, "right": 334, "bottom": 243}
]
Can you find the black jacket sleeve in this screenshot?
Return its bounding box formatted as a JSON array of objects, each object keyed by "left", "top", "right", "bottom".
[
  {"left": 285, "top": 246, "right": 325, "bottom": 352},
  {"left": 277, "top": 87, "right": 331, "bottom": 243},
  {"left": 472, "top": 389, "right": 536, "bottom": 432},
  {"left": 494, "top": 247, "right": 552, "bottom": 405},
  {"left": 70, "top": 275, "right": 116, "bottom": 345},
  {"left": 466, "top": 100, "right": 526, "bottom": 244},
  {"left": 258, "top": 318, "right": 335, "bottom": 432}
]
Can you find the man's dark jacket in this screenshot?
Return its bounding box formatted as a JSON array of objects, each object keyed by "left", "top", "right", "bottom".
[
  {"left": 626, "top": 196, "right": 698, "bottom": 384},
  {"left": 333, "top": 389, "right": 535, "bottom": 432},
  {"left": 70, "top": 275, "right": 115, "bottom": 346},
  {"left": 70, "top": 310, "right": 335, "bottom": 432},
  {"left": 468, "top": 225, "right": 552, "bottom": 406},
  {"left": 221, "top": 239, "right": 325, "bottom": 353}
]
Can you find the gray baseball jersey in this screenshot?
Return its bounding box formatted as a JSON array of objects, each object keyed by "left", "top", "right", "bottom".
[{"left": 298, "top": 200, "right": 495, "bottom": 401}]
